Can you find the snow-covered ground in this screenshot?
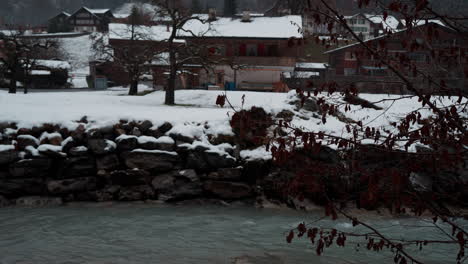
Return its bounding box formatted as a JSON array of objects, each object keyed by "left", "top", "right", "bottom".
[
  {"left": 0, "top": 88, "right": 465, "bottom": 152},
  {"left": 59, "top": 34, "right": 95, "bottom": 88}
]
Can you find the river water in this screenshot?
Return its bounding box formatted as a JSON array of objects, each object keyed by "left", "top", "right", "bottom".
[{"left": 0, "top": 203, "right": 464, "bottom": 264}]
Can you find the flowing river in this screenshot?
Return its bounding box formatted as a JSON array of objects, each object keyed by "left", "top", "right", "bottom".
[{"left": 0, "top": 203, "right": 465, "bottom": 264}]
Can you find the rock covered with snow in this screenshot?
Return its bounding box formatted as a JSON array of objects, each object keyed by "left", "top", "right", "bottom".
[{"left": 123, "top": 149, "right": 179, "bottom": 171}]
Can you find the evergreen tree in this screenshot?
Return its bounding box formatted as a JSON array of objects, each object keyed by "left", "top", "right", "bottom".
[{"left": 223, "top": 0, "right": 238, "bottom": 17}]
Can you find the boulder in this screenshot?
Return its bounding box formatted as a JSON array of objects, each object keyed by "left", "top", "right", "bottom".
[
  {"left": 205, "top": 167, "right": 243, "bottom": 181},
  {"left": 0, "top": 195, "right": 11, "bottom": 207},
  {"left": 88, "top": 139, "right": 116, "bottom": 155},
  {"left": 56, "top": 156, "right": 96, "bottom": 179},
  {"left": 185, "top": 151, "right": 210, "bottom": 170},
  {"left": 16, "top": 135, "right": 40, "bottom": 150},
  {"left": 205, "top": 152, "right": 236, "bottom": 169},
  {"left": 37, "top": 144, "right": 66, "bottom": 158},
  {"left": 93, "top": 185, "right": 121, "bottom": 202},
  {"left": 0, "top": 178, "right": 46, "bottom": 198},
  {"left": 118, "top": 185, "right": 155, "bottom": 201},
  {"left": 96, "top": 154, "right": 120, "bottom": 171},
  {"left": 294, "top": 96, "right": 320, "bottom": 112},
  {"left": 157, "top": 122, "right": 173, "bottom": 134},
  {"left": 276, "top": 110, "right": 295, "bottom": 122},
  {"left": 138, "top": 136, "right": 175, "bottom": 151},
  {"left": 47, "top": 177, "right": 97, "bottom": 195},
  {"left": 110, "top": 169, "right": 151, "bottom": 186},
  {"left": 16, "top": 196, "right": 63, "bottom": 207},
  {"left": 123, "top": 150, "right": 178, "bottom": 171},
  {"left": 61, "top": 137, "right": 76, "bottom": 154},
  {"left": 68, "top": 146, "right": 89, "bottom": 156},
  {"left": 151, "top": 169, "right": 203, "bottom": 201},
  {"left": 169, "top": 133, "right": 195, "bottom": 144},
  {"left": 138, "top": 120, "right": 153, "bottom": 134},
  {"left": 116, "top": 135, "right": 138, "bottom": 151},
  {"left": 0, "top": 147, "right": 19, "bottom": 165},
  {"left": 203, "top": 181, "right": 253, "bottom": 200},
  {"left": 9, "top": 158, "right": 52, "bottom": 178}
]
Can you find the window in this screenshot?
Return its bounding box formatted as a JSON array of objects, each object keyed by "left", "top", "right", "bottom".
[
  {"left": 408, "top": 52, "right": 428, "bottom": 62},
  {"left": 76, "top": 12, "right": 91, "bottom": 18},
  {"left": 358, "top": 19, "right": 366, "bottom": 24},
  {"left": 266, "top": 45, "right": 279, "bottom": 56},
  {"left": 246, "top": 44, "right": 258, "bottom": 56},
  {"left": 207, "top": 45, "right": 225, "bottom": 56},
  {"left": 345, "top": 52, "right": 357, "bottom": 61},
  {"left": 344, "top": 68, "right": 357, "bottom": 76}
]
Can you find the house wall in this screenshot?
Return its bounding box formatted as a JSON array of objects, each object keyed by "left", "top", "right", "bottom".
[
  {"left": 326, "top": 25, "right": 468, "bottom": 94},
  {"left": 69, "top": 10, "right": 112, "bottom": 32}
]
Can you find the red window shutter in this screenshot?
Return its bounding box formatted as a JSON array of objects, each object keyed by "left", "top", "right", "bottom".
[
  {"left": 239, "top": 44, "right": 247, "bottom": 56},
  {"left": 258, "top": 44, "right": 265, "bottom": 56}
]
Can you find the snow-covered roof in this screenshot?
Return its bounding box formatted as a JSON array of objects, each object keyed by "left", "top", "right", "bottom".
[
  {"left": 35, "top": 60, "right": 71, "bottom": 70},
  {"left": 31, "top": 70, "right": 51, "bottom": 76},
  {"left": 401, "top": 19, "right": 445, "bottom": 27},
  {"left": 83, "top": 7, "right": 110, "bottom": 14},
  {"left": 324, "top": 22, "right": 449, "bottom": 54},
  {"left": 180, "top": 15, "right": 303, "bottom": 39},
  {"left": 296, "top": 62, "right": 328, "bottom": 69},
  {"left": 364, "top": 14, "right": 400, "bottom": 31},
  {"left": 108, "top": 23, "right": 185, "bottom": 43}
]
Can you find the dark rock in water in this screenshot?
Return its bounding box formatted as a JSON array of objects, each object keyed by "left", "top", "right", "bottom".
[
  {"left": 116, "top": 136, "right": 138, "bottom": 151},
  {"left": 47, "top": 177, "right": 97, "bottom": 195},
  {"left": 0, "top": 195, "right": 11, "bottom": 207},
  {"left": 0, "top": 149, "right": 19, "bottom": 165},
  {"left": 16, "top": 135, "right": 39, "bottom": 150},
  {"left": 9, "top": 158, "right": 52, "bottom": 178},
  {"left": 158, "top": 122, "right": 173, "bottom": 134},
  {"left": 204, "top": 167, "right": 243, "bottom": 181},
  {"left": 123, "top": 150, "right": 178, "bottom": 171},
  {"left": 110, "top": 169, "right": 151, "bottom": 186},
  {"left": 203, "top": 181, "right": 253, "bottom": 200},
  {"left": 118, "top": 185, "right": 155, "bottom": 201},
  {"left": 175, "top": 198, "right": 230, "bottom": 207},
  {"left": 96, "top": 154, "right": 120, "bottom": 171},
  {"left": 15, "top": 196, "right": 63, "bottom": 207},
  {"left": 152, "top": 169, "right": 202, "bottom": 201},
  {"left": 243, "top": 159, "right": 271, "bottom": 183},
  {"left": 88, "top": 139, "right": 115, "bottom": 155},
  {"left": 56, "top": 156, "right": 96, "bottom": 179},
  {"left": 93, "top": 185, "right": 121, "bottom": 202},
  {"left": 0, "top": 178, "right": 46, "bottom": 198}
]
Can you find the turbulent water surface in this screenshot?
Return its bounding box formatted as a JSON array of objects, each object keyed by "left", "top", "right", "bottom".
[{"left": 0, "top": 204, "right": 464, "bottom": 264}]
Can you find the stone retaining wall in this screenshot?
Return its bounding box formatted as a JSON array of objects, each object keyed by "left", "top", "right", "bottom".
[{"left": 0, "top": 120, "right": 275, "bottom": 207}]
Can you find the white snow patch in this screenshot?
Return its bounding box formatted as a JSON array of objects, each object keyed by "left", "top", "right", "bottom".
[
  {"left": 131, "top": 149, "right": 178, "bottom": 156},
  {"left": 25, "top": 146, "right": 40, "bottom": 156},
  {"left": 37, "top": 144, "right": 63, "bottom": 153},
  {"left": 116, "top": 134, "right": 138, "bottom": 142},
  {"left": 105, "top": 140, "right": 117, "bottom": 151},
  {"left": 138, "top": 136, "right": 175, "bottom": 145},
  {"left": 0, "top": 145, "right": 15, "bottom": 152},
  {"left": 39, "top": 132, "right": 62, "bottom": 142},
  {"left": 240, "top": 147, "right": 272, "bottom": 161}
]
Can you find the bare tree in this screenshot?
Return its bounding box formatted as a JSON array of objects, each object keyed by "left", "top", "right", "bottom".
[
  {"left": 0, "top": 27, "right": 56, "bottom": 94},
  {"left": 93, "top": 5, "right": 163, "bottom": 95}
]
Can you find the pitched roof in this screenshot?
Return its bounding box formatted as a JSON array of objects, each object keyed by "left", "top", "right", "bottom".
[
  {"left": 82, "top": 7, "right": 111, "bottom": 15},
  {"left": 180, "top": 15, "right": 303, "bottom": 39},
  {"left": 324, "top": 22, "right": 450, "bottom": 54},
  {"left": 108, "top": 23, "right": 185, "bottom": 43}
]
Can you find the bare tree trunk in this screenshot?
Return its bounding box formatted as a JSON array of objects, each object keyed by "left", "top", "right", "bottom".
[
  {"left": 129, "top": 79, "right": 139, "bottom": 96},
  {"left": 8, "top": 78, "right": 17, "bottom": 94},
  {"left": 165, "top": 50, "right": 177, "bottom": 105}
]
